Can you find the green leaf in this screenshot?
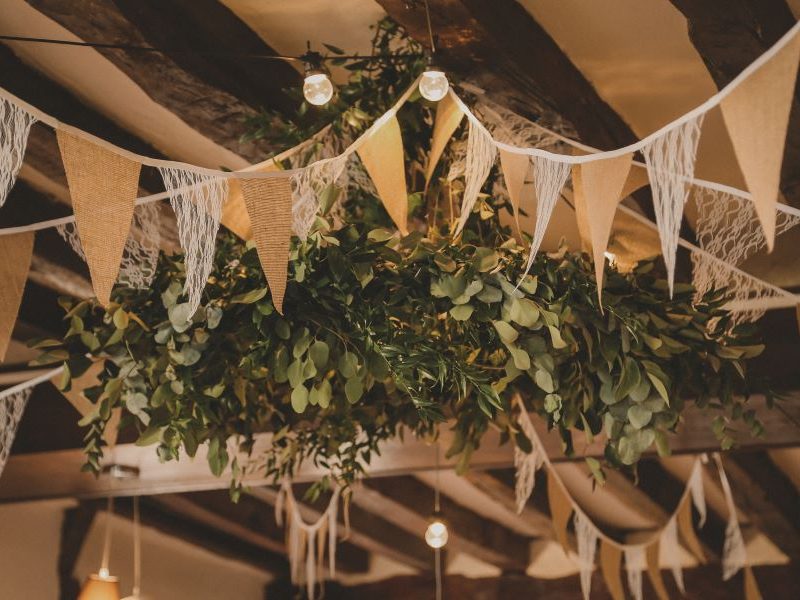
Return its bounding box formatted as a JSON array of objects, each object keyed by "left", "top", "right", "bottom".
[
  {"left": 287, "top": 359, "right": 304, "bottom": 388},
  {"left": 135, "top": 425, "right": 165, "bottom": 446},
  {"left": 472, "top": 247, "right": 499, "bottom": 272},
  {"left": 291, "top": 385, "right": 309, "bottom": 413},
  {"left": 309, "top": 340, "right": 330, "bottom": 369},
  {"left": 493, "top": 321, "right": 519, "bottom": 344},
  {"left": 508, "top": 345, "right": 531, "bottom": 370},
  {"left": 646, "top": 373, "right": 670, "bottom": 406},
  {"left": 627, "top": 405, "right": 652, "bottom": 429},
  {"left": 231, "top": 287, "right": 267, "bottom": 304},
  {"left": 547, "top": 325, "right": 567, "bottom": 349},
  {"left": 534, "top": 369, "right": 555, "bottom": 393},
  {"left": 169, "top": 303, "right": 194, "bottom": 332},
  {"left": 450, "top": 304, "right": 475, "bottom": 321},
  {"left": 112, "top": 309, "right": 129, "bottom": 330},
  {"left": 338, "top": 352, "right": 358, "bottom": 378},
  {"left": 345, "top": 378, "right": 363, "bottom": 404}
]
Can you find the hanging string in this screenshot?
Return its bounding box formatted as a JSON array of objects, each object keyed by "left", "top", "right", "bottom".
[
  {"left": 434, "top": 441, "right": 443, "bottom": 600},
  {"left": 100, "top": 495, "right": 114, "bottom": 577},
  {"left": 132, "top": 495, "right": 141, "bottom": 598}
]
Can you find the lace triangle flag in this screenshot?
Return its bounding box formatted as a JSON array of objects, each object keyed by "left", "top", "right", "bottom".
[
  {"left": 455, "top": 119, "right": 496, "bottom": 235},
  {"left": 159, "top": 167, "right": 228, "bottom": 321},
  {"left": 0, "top": 97, "right": 36, "bottom": 207},
  {"left": 547, "top": 469, "right": 573, "bottom": 553},
  {"left": 57, "top": 129, "right": 141, "bottom": 306},
  {"left": 599, "top": 540, "right": 624, "bottom": 600},
  {"left": 0, "top": 232, "right": 34, "bottom": 362},
  {"left": 624, "top": 546, "right": 645, "bottom": 600},
  {"left": 357, "top": 114, "right": 409, "bottom": 235},
  {"left": 513, "top": 403, "right": 544, "bottom": 514},
  {"left": 641, "top": 114, "right": 703, "bottom": 297},
  {"left": 721, "top": 31, "right": 800, "bottom": 250},
  {"left": 661, "top": 517, "right": 685, "bottom": 594},
  {"left": 425, "top": 93, "right": 464, "bottom": 188},
  {"left": 712, "top": 454, "right": 747, "bottom": 581},
  {"left": 499, "top": 149, "right": 529, "bottom": 237},
  {"left": 574, "top": 153, "right": 634, "bottom": 304},
  {"left": 0, "top": 387, "right": 31, "bottom": 478},
  {"left": 645, "top": 541, "right": 669, "bottom": 600},
  {"left": 574, "top": 511, "right": 598, "bottom": 600},
  {"left": 240, "top": 174, "right": 294, "bottom": 315}
]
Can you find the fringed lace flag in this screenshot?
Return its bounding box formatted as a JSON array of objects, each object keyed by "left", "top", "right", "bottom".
[
  {"left": 0, "top": 231, "right": 35, "bottom": 362},
  {"left": 660, "top": 517, "right": 685, "bottom": 594},
  {"left": 574, "top": 511, "right": 598, "bottom": 600},
  {"left": 291, "top": 155, "right": 347, "bottom": 241},
  {"left": 240, "top": 174, "right": 294, "bottom": 314},
  {"left": 0, "top": 387, "right": 31, "bottom": 478},
  {"left": 623, "top": 545, "right": 645, "bottom": 600},
  {"left": 641, "top": 114, "right": 704, "bottom": 297},
  {"left": 692, "top": 187, "right": 800, "bottom": 324},
  {"left": 275, "top": 481, "right": 342, "bottom": 600},
  {"left": 687, "top": 455, "right": 708, "bottom": 527},
  {"left": 0, "top": 96, "right": 36, "bottom": 207},
  {"left": 513, "top": 402, "right": 544, "bottom": 514},
  {"left": 712, "top": 454, "right": 748, "bottom": 581},
  {"left": 57, "top": 129, "right": 142, "bottom": 306},
  {"left": 454, "top": 119, "right": 496, "bottom": 235},
  {"left": 159, "top": 166, "right": 228, "bottom": 320},
  {"left": 58, "top": 202, "right": 162, "bottom": 290}
]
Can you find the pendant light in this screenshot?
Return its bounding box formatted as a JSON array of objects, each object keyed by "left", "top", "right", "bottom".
[
  {"left": 423, "top": 442, "right": 447, "bottom": 600},
  {"left": 121, "top": 496, "right": 143, "bottom": 600},
  {"left": 302, "top": 47, "right": 334, "bottom": 107},
  {"left": 78, "top": 496, "right": 120, "bottom": 600}
]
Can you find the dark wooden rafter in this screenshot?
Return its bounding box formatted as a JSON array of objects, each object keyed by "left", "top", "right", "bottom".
[
  {"left": 57, "top": 502, "right": 98, "bottom": 600},
  {"left": 23, "top": 0, "right": 291, "bottom": 163},
  {"left": 669, "top": 0, "right": 800, "bottom": 208}
]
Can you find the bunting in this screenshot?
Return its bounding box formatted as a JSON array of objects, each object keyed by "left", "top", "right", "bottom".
[
  {"left": 547, "top": 469, "right": 573, "bottom": 553},
  {"left": 499, "top": 149, "right": 530, "bottom": 237},
  {"left": 240, "top": 174, "right": 294, "bottom": 314},
  {"left": 522, "top": 156, "right": 571, "bottom": 276},
  {"left": 425, "top": 93, "right": 465, "bottom": 188},
  {"left": 0, "top": 232, "right": 34, "bottom": 362},
  {"left": 0, "top": 96, "right": 36, "bottom": 207},
  {"left": 0, "top": 387, "right": 30, "bottom": 479},
  {"left": 57, "top": 129, "right": 141, "bottom": 306},
  {"left": 455, "top": 119, "right": 496, "bottom": 235},
  {"left": 599, "top": 541, "right": 624, "bottom": 600},
  {"left": 645, "top": 541, "right": 669, "bottom": 600}
]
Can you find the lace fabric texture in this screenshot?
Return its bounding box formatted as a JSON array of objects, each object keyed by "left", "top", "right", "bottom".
[
  {"left": 513, "top": 406, "right": 544, "bottom": 514},
  {"left": 574, "top": 511, "right": 599, "bottom": 600},
  {"left": 522, "top": 156, "right": 571, "bottom": 275},
  {"left": 661, "top": 517, "right": 686, "bottom": 594},
  {"left": 0, "top": 388, "right": 31, "bottom": 477},
  {"left": 0, "top": 97, "right": 36, "bottom": 207},
  {"left": 624, "top": 545, "right": 646, "bottom": 600},
  {"left": 455, "top": 119, "right": 496, "bottom": 234}
]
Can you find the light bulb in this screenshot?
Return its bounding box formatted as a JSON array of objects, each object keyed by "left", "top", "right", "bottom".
[
  {"left": 419, "top": 68, "right": 449, "bottom": 102},
  {"left": 303, "top": 72, "right": 334, "bottom": 106},
  {"left": 77, "top": 573, "right": 120, "bottom": 600},
  {"left": 425, "top": 518, "right": 449, "bottom": 549}
]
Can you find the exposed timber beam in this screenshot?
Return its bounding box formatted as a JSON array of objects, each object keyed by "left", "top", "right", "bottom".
[
  {"left": 57, "top": 502, "right": 97, "bottom": 600},
  {"left": 669, "top": 0, "right": 800, "bottom": 207}
]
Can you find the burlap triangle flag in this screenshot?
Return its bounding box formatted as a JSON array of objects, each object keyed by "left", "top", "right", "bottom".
[
  {"left": 645, "top": 540, "right": 669, "bottom": 600},
  {"left": 547, "top": 469, "right": 574, "bottom": 553},
  {"left": 599, "top": 540, "right": 624, "bottom": 600},
  {"left": 52, "top": 361, "right": 120, "bottom": 447},
  {"left": 223, "top": 158, "right": 283, "bottom": 240},
  {"left": 357, "top": 114, "right": 409, "bottom": 235},
  {"left": 620, "top": 164, "right": 651, "bottom": 200},
  {"left": 425, "top": 93, "right": 464, "bottom": 188},
  {"left": 499, "top": 149, "right": 530, "bottom": 237},
  {"left": 56, "top": 129, "right": 141, "bottom": 305},
  {"left": 575, "top": 153, "right": 634, "bottom": 305},
  {"left": 677, "top": 496, "right": 706, "bottom": 563},
  {"left": 721, "top": 31, "right": 800, "bottom": 250},
  {"left": 744, "top": 565, "right": 763, "bottom": 600},
  {"left": 0, "top": 232, "right": 34, "bottom": 362},
  {"left": 240, "top": 174, "right": 293, "bottom": 315}
]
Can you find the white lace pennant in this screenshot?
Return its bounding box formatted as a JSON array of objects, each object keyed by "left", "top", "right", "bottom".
[
  {"left": 574, "top": 511, "right": 599, "bottom": 600},
  {"left": 514, "top": 405, "right": 545, "bottom": 514},
  {"left": 624, "top": 545, "right": 646, "bottom": 600},
  {"left": 687, "top": 457, "right": 707, "bottom": 527},
  {"left": 290, "top": 155, "right": 347, "bottom": 240},
  {"left": 713, "top": 454, "right": 748, "bottom": 580},
  {"left": 641, "top": 114, "right": 704, "bottom": 296},
  {"left": 159, "top": 167, "right": 228, "bottom": 319},
  {"left": 661, "top": 517, "right": 686, "bottom": 594},
  {"left": 0, "top": 387, "right": 31, "bottom": 478},
  {"left": 0, "top": 97, "right": 36, "bottom": 207},
  {"left": 455, "top": 119, "right": 496, "bottom": 235},
  {"left": 520, "top": 156, "right": 571, "bottom": 277}
]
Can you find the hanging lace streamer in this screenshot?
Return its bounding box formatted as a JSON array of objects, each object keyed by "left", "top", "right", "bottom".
[
  {"left": 454, "top": 119, "right": 496, "bottom": 235},
  {"left": 275, "top": 480, "right": 343, "bottom": 600},
  {"left": 687, "top": 456, "right": 708, "bottom": 527},
  {"left": 624, "top": 545, "right": 646, "bottom": 600},
  {"left": 641, "top": 114, "right": 704, "bottom": 296},
  {"left": 57, "top": 202, "right": 162, "bottom": 290},
  {"left": 290, "top": 155, "right": 347, "bottom": 240},
  {"left": 692, "top": 187, "right": 800, "bottom": 324},
  {"left": 660, "top": 517, "right": 685, "bottom": 594},
  {"left": 0, "top": 387, "right": 31, "bottom": 478},
  {"left": 520, "top": 156, "right": 571, "bottom": 277},
  {"left": 712, "top": 454, "right": 748, "bottom": 580},
  {"left": 574, "top": 511, "right": 599, "bottom": 600},
  {"left": 513, "top": 403, "right": 544, "bottom": 514},
  {"left": 158, "top": 167, "right": 228, "bottom": 319},
  {"left": 476, "top": 99, "right": 569, "bottom": 153},
  {"left": 0, "top": 97, "right": 37, "bottom": 207}
]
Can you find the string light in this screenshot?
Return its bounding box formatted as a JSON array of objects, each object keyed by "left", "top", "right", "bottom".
[
  {"left": 425, "top": 514, "right": 449, "bottom": 549},
  {"left": 302, "top": 48, "right": 334, "bottom": 107},
  {"left": 78, "top": 496, "right": 120, "bottom": 600},
  {"left": 419, "top": 65, "right": 449, "bottom": 102}
]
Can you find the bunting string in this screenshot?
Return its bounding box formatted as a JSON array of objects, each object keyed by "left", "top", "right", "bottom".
[{"left": 0, "top": 95, "right": 36, "bottom": 207}]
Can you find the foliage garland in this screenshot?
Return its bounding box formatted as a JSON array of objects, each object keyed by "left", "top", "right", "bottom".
[{"left": 37, "top": 19, "right": 767, "bottom": 495}]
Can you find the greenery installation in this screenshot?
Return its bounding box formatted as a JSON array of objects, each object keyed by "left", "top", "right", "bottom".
[{"left": 38, "top": 19, "right": 767, "bottom": 494}]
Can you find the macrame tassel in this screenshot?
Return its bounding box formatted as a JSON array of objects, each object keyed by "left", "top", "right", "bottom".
[
  {"left": 661, "top": 517, "right": 686, "bottom": 594},
  {"left": 291, "top": 155, "right": 347, "bottom": 240},
  {"left": 641, "top": 114, "right": 704, "bottom": 296},
  {"left": 519, "top": 156, "right": 571, "bottom": 279},
  {"left": 513, "top": 404, "right": 544, "bottom": 513},
  {"left": 687, "top": 457, "right": 707, "bottom": 527},
  {"left": 454, "top": 119, "right": 496, "bottom": 235},
  {"left": 624, "top": 545, "right": 646, "bottom": 600},
  {"left": 0, "top": 97, "right": 36, "bottom": 207},
  {"left": 574, "top": 511, "right": 598, "bottom": 600},
  {"left": 158, "top": 167, "right": 228, "bottom": 320},
  {"left": 713, "top": 454, "right": 747, "bottom": 580},
  {"left": 0, "top": 388, "right": 31, "bottom": 478}
]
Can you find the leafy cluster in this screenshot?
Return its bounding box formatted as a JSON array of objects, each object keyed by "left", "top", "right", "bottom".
[{"left": 38, "top": 18, "right": 767, "bottom": 490}]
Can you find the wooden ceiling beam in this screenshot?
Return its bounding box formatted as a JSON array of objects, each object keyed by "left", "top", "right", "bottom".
[{"left": 57, "top": 502, "right": 98, "bottom": 600}]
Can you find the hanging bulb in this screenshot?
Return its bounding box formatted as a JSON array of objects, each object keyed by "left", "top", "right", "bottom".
[
  {"left": 77, "top": 573, "right": 120, "bottom": 600},
  {"left": 425, "top": 513, "right": 449, "bottom": 549},
  {"left": 419, "top": 65, "right": 449, "bottom": 102},
  {"left": 303, "top": 70, "right": 334, "bottom": 106}
]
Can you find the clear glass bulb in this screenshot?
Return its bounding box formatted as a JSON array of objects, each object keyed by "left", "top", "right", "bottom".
[
  {"left": 303, "top": 73, "right": 334, "bottom": 106},
  {"left": 419, "top": 69, "right": 449, "bottom": 102},
  {"left": 425, "top": 519, "right": 449, "bottom": 548}
]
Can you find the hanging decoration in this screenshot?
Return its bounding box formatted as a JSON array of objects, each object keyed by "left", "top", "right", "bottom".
[
  {"left": 599, "top": 541, "right": 624, "bottom": 600},
  {"left": 240, "top": 174, "right": 294, "bottom": 314},
  {"left": 623, "top": 545, "right": 645, "bottom": 600},
  {"left": 0, "top": 96, "right": 36, "bottom": 207},
  {"left": 454, "top": 118, "right": 496, "bottom": 235},
  {"left": 513, "top": 402, "right": 544, "bottom": 515},
  {"left": 0, "top": 231, "right": 34, "bottom": 362},
  {"left": 498, "top": 149, "right": 530, "bottom": 237},
  {"left": 720, "top": 31, "right": 800, "bottom": 249},
  {"left": 158, "top": 166, "right": 228, "bottom": 320},
  {"left": 290, "top": 155, "right": 348, "bottom": 241},
  {"left": 425, "top": 92, "right": 465, "bottom": 189},
  {"left": 660, "top": 517, "right": 685, "bottom": 594},
  {"left": 0, "top": 386, "right": 30, "bottom": 479},
  {"left": 574, "top": 510, "right": 599, "bottom": 600}
]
